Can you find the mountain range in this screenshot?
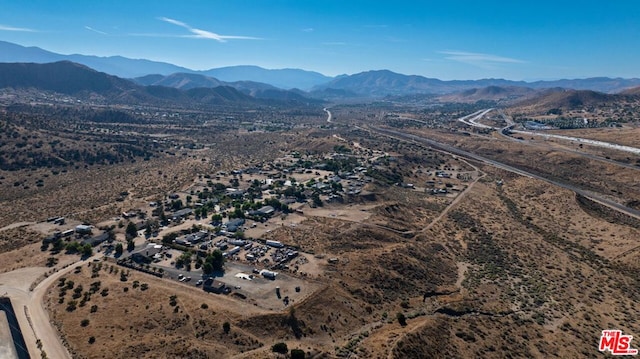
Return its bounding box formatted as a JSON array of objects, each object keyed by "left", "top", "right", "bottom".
[
  {"left": 2, "top": 40, "right": 640, "bottom": 98},
  {"left": 0, "top": 40, "right": 331, "bottom": 90},
  {"left": 131, "top": 72, "right": 314, "bottom": 102},
  {"left": 312, "top": 70, "right": 640, "bottom": 97},
  {"left": 0, "top": 61, "right": 322, "bottom": 108}
]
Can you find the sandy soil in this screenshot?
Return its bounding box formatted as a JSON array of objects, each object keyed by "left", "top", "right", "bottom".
[{"left": 0, "top": 261, "right": 83, "bottom": 359}]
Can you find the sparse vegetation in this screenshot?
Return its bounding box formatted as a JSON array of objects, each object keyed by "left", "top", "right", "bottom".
[
  {"left": 2, "top": 89, "right": 639, "bottom": 359},
  {"left": 272, "top": 342, "right": 288, "bottom": 354}
]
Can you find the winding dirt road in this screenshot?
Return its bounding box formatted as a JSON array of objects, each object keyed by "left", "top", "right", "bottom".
[{"left": 324, "top": 107, "right": 332, "bottom": 123}]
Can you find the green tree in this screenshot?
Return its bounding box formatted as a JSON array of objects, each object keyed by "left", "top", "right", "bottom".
[
  {"left": 159, "top": 210, "right": 168, "bottom": 226},
  {"left": 202, "top": 262, "right": 213, "bottom": 274},
  {"left": 291, "top": 349, "right": 306, "bottom": 359},
  {"left": 65, "top": 241, "right": 82, "bottom": 253},
  {"left": 211, "top": 213, "right": 223, "bottom": 223},
  {"left": 311, "top": 192, "right": 323, "bottom": 207},
  {"left": 127, "top": 239, "right": 135, "bottom": 252},
  {"left": 176, "top": 252, "right": 192, "bottom": 268},
  {"left": 171, "top": 199, "right": 183, "bottom": 211},
  {"left": 162, "top": 232, "right": 178, "bottom": 245},
  {"left": 203, "top": 249, "right": 224, "bottom": 274},
  {"left": 223, "top": 321, "right": 231, "bottom": 334},
  {"left": 114, "top": 243, "right": 123, "bottom": 256},
  {"left": 272, "top": 342, "right": 288, "bottom": 354},
  {"left": 46, "top": 256, "right": 58, "bottom": 267},
  {"left": 396, "top": 312, "right": 407, "bottom": 326},
  {"left": 52, "top": 238, "right": 64, "bottom": 252},
  {"left": 125, "top": 222, "right": 137, "bottom": 239},
  {"left": 81, "top": 243, "right": 93, "bottom": 257}
]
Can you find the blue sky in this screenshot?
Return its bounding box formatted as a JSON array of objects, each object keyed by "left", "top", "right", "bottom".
[{"left": 1, "top": 0, "right": 639, "bottom": 80}]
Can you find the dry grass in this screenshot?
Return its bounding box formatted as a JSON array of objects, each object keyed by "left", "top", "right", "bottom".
[{"left": 13, "top": 123, "right": 640, "bottom": 358}]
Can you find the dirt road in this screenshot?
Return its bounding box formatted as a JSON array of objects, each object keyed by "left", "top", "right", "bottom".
[
  {"left": 0, "top": 260, "right": 86, "bottom": 359},
  {"left": 0, "top": 222, "right": 35, "bottom": 232}
]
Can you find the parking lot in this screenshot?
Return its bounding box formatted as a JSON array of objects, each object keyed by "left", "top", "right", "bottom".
[
  {"left": 149, "top": 257, "right": 320, "bottom": 310},
  {"left": 117, "top": 234, "right": 323, "bottom": 310},
  {"left": 220, "top": 262, "right": 322, "bottom": 310}
]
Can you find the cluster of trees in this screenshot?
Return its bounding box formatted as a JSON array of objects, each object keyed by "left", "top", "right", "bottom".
[
  {"left": 323, "top": 157, "right": 359, "bottom": 173},
  {"left": 44, "top": 237, "right": 92, "bottom": 257},
  {"left": 271, "top": 342, "right": 305, "bottom": 358},
  {"left": 64, "top": 241, "right": 93, "bottom": 257},
  {"left": 202, "top": 250, "right": 225, "bottom": 274}
]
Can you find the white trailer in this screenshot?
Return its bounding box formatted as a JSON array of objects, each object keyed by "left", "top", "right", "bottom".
[{"left": 265, "top": 240, "right": 284, "bottom": 248}]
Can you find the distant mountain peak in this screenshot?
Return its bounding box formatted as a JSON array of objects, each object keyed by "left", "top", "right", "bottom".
[
  {"left": 2, "top": 40, "right": 640, "bottom": 98},
  {"left": 0, "top": 61, "right": 322, "bottom": 107},
  {"left": 0, "top": 41, "right": 333, "bottom": 89}
]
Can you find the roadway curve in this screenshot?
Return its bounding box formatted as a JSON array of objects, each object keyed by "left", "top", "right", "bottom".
[
  {"left": 324, "top": 108, "right": 332, "bottom": 123},
  {"left": 462, "top": 109, "right": 640, "bottom": 158},
  {"left": 461, "top": 109, "right": 640, "bottom": 171},
  {"left": 0, "top": 257, "right": 94, "bottom": 359},
  {"left": 457, "top": 109, "right": 494, "bottom": 128},
  {"left": 367, "top": 125, "right": 640, "bottom": 220}
]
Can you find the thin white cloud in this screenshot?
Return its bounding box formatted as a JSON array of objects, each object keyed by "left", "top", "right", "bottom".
[
  {"left": 302, "top": 28, "right": 314, "bottom": 32},
  {"left": 158, "top": 17, "right": 260, "bottom": 42},
  {"left": 159, "top": 17, "right": 189, "bottom": 28},
  {"left": 0, "top": 24, "right": 36, "bottom": 32},
  {"left": 85, "top": 26, "right": 108, "bottom": 35},
  {"left": 439, "top": 50, "right": 526, "bottom": 65},
  {"left": 322, "top": 42, "right": 347, "bottom": 46},
  {"left": 128, "top": 33, "right": 185, "bottom": 38}
]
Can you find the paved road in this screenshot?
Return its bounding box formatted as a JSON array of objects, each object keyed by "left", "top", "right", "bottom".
[
  {"left": 368, "top": 125, "right": 640, "bottom": 220},
  {"left": 324, "top": 108, "right": 332, "bottom": 123},
  {"left": 457, "top": 108, "right": 493, "bottom": 128},
  {"left": 464, "top": 108, "right": 640, "bottom": 157},
  {"left": 465, "top": 108, "right": 494, "bottom": 128},
  {"left": 464, "top": 110, "right": 640, "bottom": 171},
  {"left": 511, "top": 129, "right": 640, "bottom": 155}
]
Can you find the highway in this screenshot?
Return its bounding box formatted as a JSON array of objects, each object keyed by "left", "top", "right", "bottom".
[
  {"left": 367, "top": 125, "right": 640, "bottom": 220},
  {"left": 510, "top": 129, "right": 640, "bottom": 155},
  {"left": 464, "top": 108, "right": 640, "bottom": 156},
  {"left": 464, "top": 109, "right": 640, "bottom": 171},
  {"left": 456, "top": 109, "right": 493, "bottom": 128}
]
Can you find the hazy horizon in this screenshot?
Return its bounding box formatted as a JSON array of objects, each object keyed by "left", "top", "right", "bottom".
[{"left": 1, "top": 0, "right": 639, "bottom": 81}]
